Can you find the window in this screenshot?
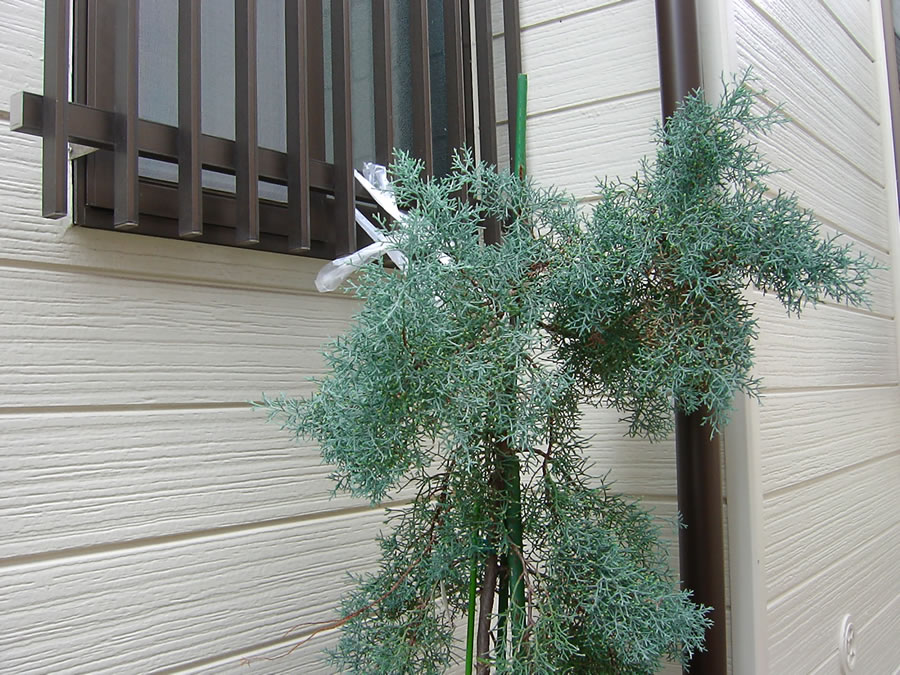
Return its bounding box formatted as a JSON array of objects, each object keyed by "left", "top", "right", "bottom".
[{"left": 14, "top": 1, "right": 519, "bottom": 258}]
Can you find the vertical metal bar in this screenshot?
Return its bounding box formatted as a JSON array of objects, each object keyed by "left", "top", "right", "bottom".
[
  {"left": 114, "top": 0, "right": 139, "bottom": 229},
  {"left": 306, "top": 0, "right": 326, "bottom": 161},
  {"left": 460, "top": 0, "right": 475, "bottom": 151},
  {"left": 178, "top": 0, "right": 202, "bottom": 237},
  {"left": 409, "top": 0, "right": 434, "bottom": 174},
  {"left": 473, "top": 0, "right": 499, "bottom": 243},
  {"left": 473, "top": 0, "right": 496, "bottom": 167},
  {"left": 285, "top": 0, "right": 311, "bottom": 252},
  {"left": 502, "top": 0, "right": 521, "bottom": 171},
  {"left": 83, "top": 0, "right": 115, "bottom": 212},
  {"left": 72, "top": 0, "right": 88, "bottom": 224},
  {"left": 443, "top": 0, "right": 466, "bottom": 156},
  {"left": 42, "top": 0, "right": 70, "bottom": 219},
  {"left": 235, "top": 0, "right": 260, "bottom": 245},
  {"left": 655, "top": 2, "right": 727, "bottom": 674},
  {"left": 372, "top": 0, "right": 394, "bottom": 166},
  {"left": 331, "top": 0, "right": 356, "bottom": 256}
]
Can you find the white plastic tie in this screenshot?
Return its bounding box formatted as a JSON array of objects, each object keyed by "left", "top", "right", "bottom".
[
  {"left": 315, "top": 164, "right": 408, "bottom": 293},
  {"left": 314, "top": 162, "right": 451, "bottom": 293}
]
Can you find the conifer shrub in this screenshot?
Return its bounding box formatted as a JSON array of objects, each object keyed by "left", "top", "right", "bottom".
[{"left": 261, "top": 77, "right": 872, "bottom": 674}]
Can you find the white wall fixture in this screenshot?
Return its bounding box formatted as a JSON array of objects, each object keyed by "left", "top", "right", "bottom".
[{"left": 839, "top": 614, "right": 857, "bottom": 672}]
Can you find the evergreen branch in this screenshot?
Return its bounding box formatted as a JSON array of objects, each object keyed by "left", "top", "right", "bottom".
[{"left": 262, "top": 73, "right": 871, "bottom": 674}]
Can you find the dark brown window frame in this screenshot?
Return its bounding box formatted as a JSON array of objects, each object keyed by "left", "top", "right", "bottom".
[{"left": 13, "top": 0, "right": 522, "bottom": 259}]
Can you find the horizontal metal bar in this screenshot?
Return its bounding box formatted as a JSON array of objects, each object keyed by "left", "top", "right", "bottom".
[
  {"left": 81, "top": 184, "right": 339, "bottom": 259},
  {"left": 12, "top": 92, "right": 336, "bottom": 192}
]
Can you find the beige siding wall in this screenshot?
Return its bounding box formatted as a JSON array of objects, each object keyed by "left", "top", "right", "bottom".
[
  {"left": 0, "top": 1, "right": 685, "bottom": 674},
  {"left": 726, "top": 0, "right": 900, "bottom": 672},
  {"left": 18, "top": 0, "right": 898, "bottom": 672},
  {"left": 0, "top": 1, "right": 384, "bottom": 672}
]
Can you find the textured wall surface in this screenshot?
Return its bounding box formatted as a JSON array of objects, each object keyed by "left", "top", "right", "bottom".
[
  {"left": 0, "top": 1, "right": 679, "bottom": 673},
  {"left": 0, "top": 1, "right": 377, "bottom": 672},
  {"left": 11, "top": 0, "right": 894, "bottom": 673},
  {"left": 729, "top": 0, "right": 900, "bottom": 672}
]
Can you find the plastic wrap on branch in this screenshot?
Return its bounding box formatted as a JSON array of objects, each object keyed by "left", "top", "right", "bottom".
[{"left": 316, "top": 164, "right": 409, "bottom": 293}]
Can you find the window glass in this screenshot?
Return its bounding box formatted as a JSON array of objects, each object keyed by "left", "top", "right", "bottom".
[{"left": 136, "top": 0, "right": 448, "bottom": 187}]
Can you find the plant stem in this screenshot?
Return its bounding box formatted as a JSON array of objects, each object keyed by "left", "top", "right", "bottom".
[
  {"left": 476, "top": 553, "right": 499, "bottom": 674},
  {"left": 501, "top": 449, "right": 526, "bottom": 655},
  {"left": 496, "top": 563, "right": 509, "bottom": 662},
  {"left": 465, "top": 557, "right": 478, "bottom": 675}
]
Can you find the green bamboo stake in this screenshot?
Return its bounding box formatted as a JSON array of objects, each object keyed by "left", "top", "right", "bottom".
[
  {"left": 504, "top": 72, "right": 530, "bottom": 662},
  {"left": 513, "top": 74, "right": 528, "bottom": 178},
  {"left": 469, "top": 72, "right": 530, "bottom": 674},
  {"left": 465, "top": 560, "right": 478, "bottom": 674}
]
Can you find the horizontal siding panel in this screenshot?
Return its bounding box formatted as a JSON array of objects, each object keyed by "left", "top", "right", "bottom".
[
  {"left": 768, "top": 527, "right": 900, "bottom": 673},
  {"left": 193, "top": 629, "right": 341, "bottom": 674},
  {"left": 763, "top": 454, "right": 900, "bottom": 599},
  {"left": 0, "top": 123, "right": 342, "bottom": 295},
  {"left": 515, "top": 0, "right": 658, "bottom": 118},
  {"left": 0, "top": 407, "right": 375, "bottom": 558},
  {"left": 842, "top": 595, "right": 900, "bottom": 675},
  {"left": 735, "top": 0, "right": 883, "bottom": 184},
  {"left": 0, "top": 0, "right": 43, "bottom": 113},
  {"left": 810, "top": 596, "right": 900, "bottom": 674},
  {"left": 819, "top": 0, "right": 876, "bottom": 60},
  {"left": 758, "top": 386, "right": 900, "bottom": 493},
  {"left": 520, "top": 90, "right": 660, "bottom": 200},
  {"left": 753, "top": 293, "right": 899, "bottom": 390},
  {"left": 748, "top": 0, "right": 878, "bottom": 115},
  {"left": 580, "top": 405, "right": 676, "bottom": 496},
  {"left": 0, "top": 265, "right": 358, "bottom": 408},
  {"left": 0, "top": 405, "right": 675, "bottom": 559},
  {"left": 751, "top": 114, "right": 888, "bottom": 248},
  {"left": 0, "top": 503, "right": 682, "bottom": 674},
  {"left": 507, "top": 0, "right": 636, "bottom": 30},
  {"left": 0, "top": 511, "right": 384, "bottom": 673},
  {"left": 821, "top": 232, "right": 895, "bottom": 317}
]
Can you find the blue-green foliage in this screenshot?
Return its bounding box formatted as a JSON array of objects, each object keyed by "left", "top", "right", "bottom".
[{"left": 261, "top": 77, "right": 872, "bottom": 673}]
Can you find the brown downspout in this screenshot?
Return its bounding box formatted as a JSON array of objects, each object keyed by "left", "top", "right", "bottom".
[
  {"left": 881, "top": 2, "right": 900, "bottom": 190},
  {"left": 654, "top": 2, "right": 728, "bottom": 674}
]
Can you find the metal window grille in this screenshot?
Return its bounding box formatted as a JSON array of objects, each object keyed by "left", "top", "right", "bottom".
[{"left": 12, "top": 0, "right": 522, "bottom": 258}]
